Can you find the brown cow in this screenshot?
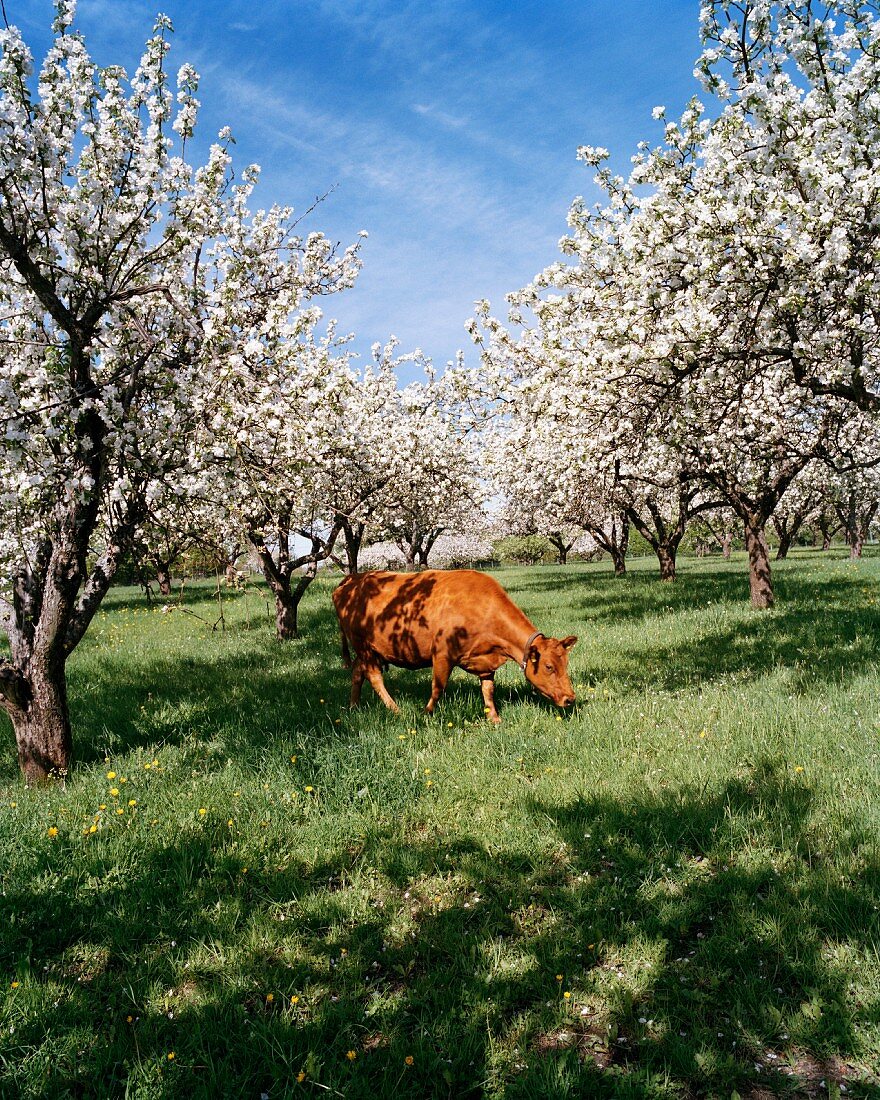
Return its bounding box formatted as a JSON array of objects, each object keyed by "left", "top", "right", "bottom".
[{"left": 332, "top": 569, "right": 577, "bottom": 723}]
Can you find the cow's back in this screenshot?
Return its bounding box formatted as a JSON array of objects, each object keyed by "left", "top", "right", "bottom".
[{"left": 333, "top": 570, "right": 523, "bottom": 668}]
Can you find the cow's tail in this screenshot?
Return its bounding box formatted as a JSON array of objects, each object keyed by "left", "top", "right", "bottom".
[{"left": 340, "top": 630, "right": 353, "bottom": 668}]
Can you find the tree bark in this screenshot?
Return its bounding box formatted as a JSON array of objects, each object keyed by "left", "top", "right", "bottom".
[
  {"left": 156, "top": 563, "right": 173, "bottom": 596},
  {"left": 587, "top": 512, "right": 629, "bottom": 577},
  {"left": 656, "top": 544, "right": 677, "bottom": 580},
  {"left": 548, "top": 532, "right": 573, "bottom": 565},
  {"left": 722, "top": 533, "right": 733, "bottom": 560},
  {"left": 744, "top": 520, "right": 774, "bottom": 609},
  {"left": 7, "top": 661, "right": 72, "bottom": 783},
  {"left": 250, "top": 512, "right": 341, "bottom": 640},
  {"left": 338, "top": 516, "right": 364, "bottom": 575},
  {"left": 775, "top": 531, "right": 794, "bottom": 561}
]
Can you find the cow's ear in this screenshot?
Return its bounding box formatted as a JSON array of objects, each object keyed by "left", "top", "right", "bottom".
[
  {"left": 560, "top": 636, "right": 578, "bottom": 650},
  {"left": 529, "top": 644, "right": 541, "bottom": 669}
]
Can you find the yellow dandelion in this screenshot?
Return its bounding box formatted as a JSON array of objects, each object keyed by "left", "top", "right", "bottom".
[
  {"left": 47, "top": 826, "right": 58, "bottom": 838},
  {"left": 128, "top": 799, "right": 137, "bottom": 807},
  {"left": 304, "top": 786, "right": 314, "bottom": 793},
  {"left": 10, "top": 981, "right": 19, "bottom": 989},
  {"left": 320, "top": 699, "right": 325, "bottom": 704},
  {"left": 404, "top": 1055, "right": 414, "bottom": 1066},
  {"left": 167, "top": 1051, "right": 175, "bottom": 1061},
  {"left": 266, "top": 993, "right": 274, "bottom": 1003},
  {"left": 563, "top": 991, "right": 571, "bottom": 1000},
  {"left": 795, "top": 765, "right": 804, "bottom": 773},
  {"left": 291, "top": 995, "right": 300, "bottom": 1004},
  {"left": 198, "top": 808, "right": 207, "bottom": 816},
  {"left": 346, "top": 1050, "right": 357, "bottom": 1061},
  {"left": 425, "top": 780, "right": 433, "bottom": 787},
  {"left": 290, "top": 755, "right": 297, "bottom": 763},
  {"left": 126, "top": 1015, "right": 133, "bottom": 1023},
  {"left": 106, "top": 771, "right": 116, "bottom": 780},
  {"left": 555, "top": 974, "right": 563, "bottom": 982},
  {"left": 99, "top": 803, "right": 106, "bottom": 810},
  {"left": 116, "top": 808, "right": 124, "bottom": 815},
  {"left": 227, "top": 819, "right": 234, "bottom": 827},
  {"left": 109, "top": 788, "right": 119, "bottom": 797},
  {"left": 296, "top": 1071, "right": 306, "bottom": 1082},
  {"left": 89, "top": 824, "right": 97, "bottom": 834}
]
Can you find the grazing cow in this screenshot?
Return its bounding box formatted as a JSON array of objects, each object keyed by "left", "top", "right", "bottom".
[{"left": 332, "top": 569, "right": 577, "bottom": 722}]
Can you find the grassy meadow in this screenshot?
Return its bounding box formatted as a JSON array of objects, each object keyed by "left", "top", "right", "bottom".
[{"left": 1, "top": 553, "right": 880, "bottom": 1099}]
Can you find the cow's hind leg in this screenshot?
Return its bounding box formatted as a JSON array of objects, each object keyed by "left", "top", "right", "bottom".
[
  {"left": 426, "top": 652, "right": 453, "bottom": 715},
  {"left": 364, "top": 662, "right": 400, "bottom": 713}
]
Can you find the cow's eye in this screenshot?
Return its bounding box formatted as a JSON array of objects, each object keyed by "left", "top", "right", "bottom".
[{"left": 545, "top": 663, "right": 555, "bottom": 673}]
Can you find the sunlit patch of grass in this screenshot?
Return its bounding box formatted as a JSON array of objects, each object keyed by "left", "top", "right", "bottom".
[{"left": 0, "top": 551, "right": 879, "bottom": 1097}]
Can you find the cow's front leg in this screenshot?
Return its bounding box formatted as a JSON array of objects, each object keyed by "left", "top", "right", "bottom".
[
  {"left": 364, "top": 663, "right": 400, "bottom": 713},
  {"left": 480, "top": 675, "right": 501, "bottom": 724},
  {"left": 349, "top": 661, "right": 366, "bottom": 708},
  {"left": 426, "top": 653, "right": 453, "bottom": 715}
]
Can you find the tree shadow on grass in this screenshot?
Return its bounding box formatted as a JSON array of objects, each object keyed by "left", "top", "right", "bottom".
[{"left": 2, "top": 758, "right": 879, "bottom": 1098}]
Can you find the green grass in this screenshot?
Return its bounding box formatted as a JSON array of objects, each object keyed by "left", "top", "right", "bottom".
[{"left": 1, "top": 552, "right": 880, "bottom": 1098}]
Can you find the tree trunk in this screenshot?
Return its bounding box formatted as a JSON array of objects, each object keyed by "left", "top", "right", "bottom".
[
  {"left": 722, "top": 533, "right": 733, "bottom": 560},
  {"left": 156, "top": 563, "right": 172, "bottom": 596},
  {"left": 340, "top": 518, "right": 364, "bottom": 575},
  {"left": 6, "top": 659, "right": 72, "bottom": 783},
  {"left": 548, "top": 534, "right": 570, "bottom": 565},
  {"left": 657, "top": 544, "right": 677, "bottom": 581},
  {"left": 775, "top": 531, "right": 794, "bottom": 561},
  {"left": 274, "top": 591, "right": 298, "bottom": 640},
  {"left": 743, "top": 520, "right": 774, "bottom": 609},
  {"left": 610, "top": 547, "right": 627, "bottom": 576}
]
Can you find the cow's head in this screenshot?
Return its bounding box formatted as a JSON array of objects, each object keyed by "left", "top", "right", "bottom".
[{"left": 523, "top": 634, "right": 578, "bottom": 708}]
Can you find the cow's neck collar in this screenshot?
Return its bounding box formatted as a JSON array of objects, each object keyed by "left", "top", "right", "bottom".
[{"left": 520, "top": 630, "right": 543, "bottom": 672}]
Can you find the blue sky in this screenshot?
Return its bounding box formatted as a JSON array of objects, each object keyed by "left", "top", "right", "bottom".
[{"left": 17, "top": 1, "right": 702, "bottom": 369}]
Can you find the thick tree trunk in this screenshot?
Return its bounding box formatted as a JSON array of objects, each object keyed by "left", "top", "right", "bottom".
[
  {"left": 274, "top": 592, "right": 298, "bottom": 639},
  {"left": 722, "top": 533, "right": 733, "bottom": 560},
  {"left": 610, "top": 547, "right": 627, "bottom": 576},
  {"left": 657, "top": 544, "right": 677, "bottom": 581},
  {"left": 744, "top": 521, "right": 774, "bottom": 609},
  {"left": 4, "top": 659, "right": 72, "bottom": 783}
]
